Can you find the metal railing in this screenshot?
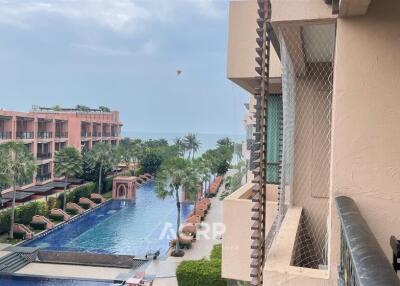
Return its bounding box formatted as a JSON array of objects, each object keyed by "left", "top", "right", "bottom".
[
  {"left": 0, "top": 131, "right": 12, "bottom": 140},
  {"left": 55, "top": 131, "right": 68, "bottom": 138},
  {"left": 16, "top": 131, "right": 34, "bottom": 139},
  {"left": 37, "top": 131, "right": 52, "bottom": 139},
  {"left": 36, "top": 173, "right": 51, "bottom": 182},
  {"left": 336, "top": 196, "right": 400, "bottom": 286},
  {"left": 37, "top": 152, "right": 52, "bottom": 160},
  {"left": 81, "top": 131, "right": 91, "bottom": 138}
]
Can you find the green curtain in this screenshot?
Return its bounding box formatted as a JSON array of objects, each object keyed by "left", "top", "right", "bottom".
[{"left": 265, "top": 95, "right": 282, "bottom": 184}]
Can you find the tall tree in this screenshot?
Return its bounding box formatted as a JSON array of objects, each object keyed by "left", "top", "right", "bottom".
[
  {"left": 155, "top": 157, "right": 198, "bottom": 257},
  {"left": 0, "top": 142, "right": 35, "bottom": 239},
  {"left": 54, "top": 147, "right": 82, "bottom": 210},
  {"left": 91, "top": 143, "right": 115, "bottom": 194},
  {"left": 184, "top": 133, "right": 201, "bottom": 160},
  {"left": 173, "top": 137, "right": 187, "bottom": 157}
]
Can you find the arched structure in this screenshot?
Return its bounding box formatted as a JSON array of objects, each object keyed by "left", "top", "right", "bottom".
[{"left": 112, "top": 176, "right": 136, "bottom": 200}]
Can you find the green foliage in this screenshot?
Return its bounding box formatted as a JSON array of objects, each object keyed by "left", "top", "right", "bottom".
[
  {"left": 30, "top": 221, "right": 47, "bottom": 230},
  {"left": 79, "top": 202, "right": 91, "bottom": 210},
  {"left": 49, "top": 213, "right": 64, "bottom": 222},
  {"left": 0, "top": 209, "right": 12, "bottom": 234},
  {"left": 54, "top": 147, "right": 82, "bottom": 179},
  {"left": 91, "top": 197, "right": 102, "bottom": 204},
  {"left": 140, "top": 152, "right": 163, "bottom": 174},
  {"left": 176, "top": 260, "right": 226, "bottom": 286},
  {"left": 98, "top": 106, "right": 111, "bottom": 112},
  {"left": 210, "top": 244, "right": 222, "bottom": 260},
  {"left": 66, "top": 208, "right": 78, "bottom": 216},
  {"left": 75, "top": 105, "right": 91, "bottom": 112},
  {"left": 13, "top": 231, "right": 25, "bottom": 240},
  {"left": 183, "top": 133, "right": 201, "bottom": 160},
  {"left": 176, "top": 244, "right": 225, "bottom": 286},
  {"left": 15, "top": 201, "right": 47, "bottom": 225},
  {"left": 102, "top": 176, "right": 114, "bottom": 194},
  {"left": 47, "top": 197, "right": 57, "bottom": 212},
  {"left": 57, "top": 183, "right": 96, "bottom": 209}
]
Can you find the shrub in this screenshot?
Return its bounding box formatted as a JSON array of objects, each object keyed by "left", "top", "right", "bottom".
[
  {"left": 47, "top": 197, "right": 57, "bottom": 212},
  {"left": 91, "top": 197, "right": 102, "bottom": 204},
  {"left": 30, "top": 221, "right": 47, "bottom": 230},
  {"left": 66, "top": 208, "right": 78, "bottom": 215},
  {"left": 13, "top": 231, "right": 25, "bottom": 240},
  {"left": 102, "top": 177, "right": 114, "bottom": 194},
  {"left": 49, "top": 213, "right": 64, "bottom": 222},
  {"left": 210, "top": 244, "right": 222, "bottom": 260},
  {"left": 0, "top": 209, "right": 12, "bottom": 235},
  {"left": 57, "top": 182, "right": 96, "bottom": 209},
  {"left": 79, "top": 202, "right": 90, "bottom": 210},
  {"left": 15, "top": 201, "right": 47, "bottom": 225},
  {"left": 176, "top": 259, "right": 226, "bottom": 286}
]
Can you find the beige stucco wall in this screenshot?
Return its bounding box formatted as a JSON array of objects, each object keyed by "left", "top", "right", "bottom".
[
  {"left": 330, "top": 0, "right": 400, "bottom": 273},
  {"left": 227, "top": 0, "right": 281, "bottom": 93},
  {"left": 271, "top": 0, "right": 334, "bottom": 23}
]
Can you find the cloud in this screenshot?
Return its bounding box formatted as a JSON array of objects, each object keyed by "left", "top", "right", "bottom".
[
  {"left": 0, "top": 0, "right": 151, "bottom": 33},
  {"left": 0, "top": 0, "right": 226, "bottom": 32}
]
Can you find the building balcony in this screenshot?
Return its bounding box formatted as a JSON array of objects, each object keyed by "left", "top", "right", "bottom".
[
  {"left": 55, "top": 131, "right": 68, "bottom": 139},
  {"left": 222, "top": 182, "right": 278, "bottom": 282},
  {"left": 16, "top": 131, "right": 34, "bottom": 140},
  {"left": 81, "top": 131, "right": 91, "bottom": 138},
  {"left": 0, "top": 131, "right": 12, "bottom": 140},
  {"left": 37, "top": 152, "right": 52, "bottom": 160},
  {"left": 37, "top": 131, "right": 53, "bottom": 139},
  {"left": 36, "top": 173, "right": 51, "bottom": 183}
]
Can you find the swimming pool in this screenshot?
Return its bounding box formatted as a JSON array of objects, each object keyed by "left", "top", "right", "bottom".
[
  {"left": 0, "top": 275, "right": 121, "bottom": 286},
  {"left": 22, "top": 182, "right": 192, "bottom": 256}
]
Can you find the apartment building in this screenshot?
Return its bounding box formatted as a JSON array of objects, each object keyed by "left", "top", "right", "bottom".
[
  {"left": 223, "top": 0, "right": 400, "bottom": 285},
  {"left": 0, "top": 107, "right": 122, "bottom": 193}
]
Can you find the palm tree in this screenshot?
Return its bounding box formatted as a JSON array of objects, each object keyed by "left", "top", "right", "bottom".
[
  {"left": 54, "top": 147, "right": 82, "bottom": 210},
  {"left": 155, "top": 157, "right": 198, "bottom": 256},
  {"left": 173, "top": 137, "right": 187, "bottom": 158},
  {"left": 0, "top": 142, "right": 35, "bottom": 239},
  {"left": 184, "top": 133, "right": 201, "bottom": 160},
  {"left": 91, "top": 143, "right": 115, "bottom": 194}
]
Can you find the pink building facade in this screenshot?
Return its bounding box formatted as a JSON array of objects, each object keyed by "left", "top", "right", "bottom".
[{"left": 0, "top": 107, "right": 122, "bottom": 191}]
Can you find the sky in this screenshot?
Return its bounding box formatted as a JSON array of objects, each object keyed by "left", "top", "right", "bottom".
[{"left": 0, "top": 0, "right": 248, "bottom": 136}]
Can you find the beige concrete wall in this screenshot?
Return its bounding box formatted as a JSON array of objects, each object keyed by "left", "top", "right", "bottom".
[
  {"left": 222, "top": 183, "right": 253, "bottom": 282},
  {"left": 227, "top": 0, "right": 281, "bottom": 93},
  {"left": 330, "top": 0, "right": 400, "bottom": 276},
  {"left": 271, "top": 0, "right": 334, "bottom": 23}
]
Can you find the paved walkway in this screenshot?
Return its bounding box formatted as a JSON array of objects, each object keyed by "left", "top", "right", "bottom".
[{"left": 149, "top": 177, "right": 227, "bottom": 286}]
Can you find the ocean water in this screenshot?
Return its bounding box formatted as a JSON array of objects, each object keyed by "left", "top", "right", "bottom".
[{"left": 123, "top": 131, "right": 245, "bottom": 155}]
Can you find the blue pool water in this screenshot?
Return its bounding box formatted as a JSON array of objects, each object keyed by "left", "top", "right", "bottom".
[
  {"left": 22, "top": 182, "right": 192, "bottom": 256},
  {"left": 0, "top": 275, "right": 120, "bottom": 286}
]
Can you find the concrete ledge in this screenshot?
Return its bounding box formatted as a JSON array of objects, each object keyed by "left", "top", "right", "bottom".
[{"left": 265, "top": 207, "right": 329, "bottom": 281}]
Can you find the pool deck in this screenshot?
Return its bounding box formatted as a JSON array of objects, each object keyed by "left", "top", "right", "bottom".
[
  {"left": 11, "top": 174, "right": 228, "bottom": 285},
  {"left": 16, "top": 263, "right": 132, "bottom": 280}
]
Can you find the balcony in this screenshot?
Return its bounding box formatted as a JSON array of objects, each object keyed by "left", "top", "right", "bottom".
[
  {"left": 103, "top": 132, "right": 111, "bottom": 137},
  {"left": 81, "top": 131, "right": 91, "bottom": 138},
  {"left": 222, "top": 182, "right": 278, "bottom": 282},
  {"left": 92, "top": 131, "right": 102, "bottom": 138},
  {"left": 37, "top": 152, "right": 52, "bottom": 160},
  {"left": 0, "top": 131, "right": 12, "bottom": 140},
  {"left": 16, "top": 131, "right": 34, "bottom": 140},
  {"left": 55, "top": 131, "right": 68, "bottom": 139},
  {"left": 37, "top": 131, "right": 53, "bottom": 139},
  {"left": 36, "top": 173, "right": 51, "bottom": 183},
  {"left": 336, "top": 196, "right": 400, "bottom": 286}
]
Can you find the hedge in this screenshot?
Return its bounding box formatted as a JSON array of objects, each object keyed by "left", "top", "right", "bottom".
[
  {"left": 176, "top": 244, "right": 226, "bottom": 286},
  {"left": 49, "top": 213, "right": 64, "bottom": 221},
  {"left": 91, "top": 197, "right": 102, "bottom": 204},
  {"left": 57, "top": 182, "right": 96, "bottom": 209},
  {"left": 210, "top": 244, "right": 222, "bottom": 260},
  {"left": 66, "top": 208, "right": 78, "bottom": 216},
  {"left": 79, "top": 202, "right": 91, "bottom": 210},
  {"left": 13, "top": 231, "right": 25, "bottom": 240},
  {"left": 0, "top": 209, "right": 12, "bottom": 234},
  {"left": 15, "top": 201, "right": 47, "bottom": 225},
  {"left": 30, "top": 221, "right": 47, "bottom": 230},
  {"left": 176, "top": 259, "right": 226, "bottom": 286}
]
